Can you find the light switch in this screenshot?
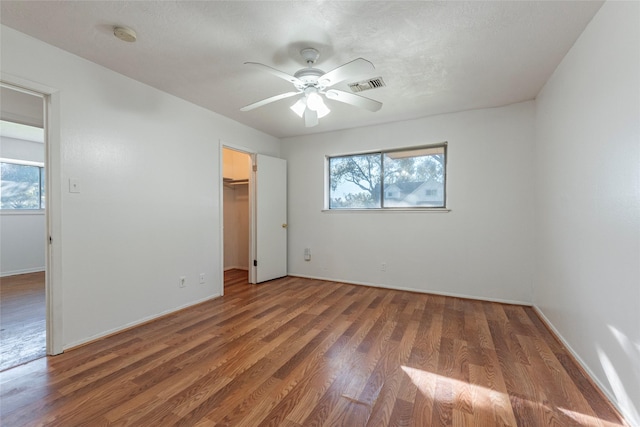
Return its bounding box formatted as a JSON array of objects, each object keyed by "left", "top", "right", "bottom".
[{"left": 69, "top": 178, "right": 80, "bottom": 193}]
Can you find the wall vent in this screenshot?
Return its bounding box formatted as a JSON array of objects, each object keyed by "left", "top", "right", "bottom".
[{"left": 348, "top": 77, "right": 386, "bottom": 93}]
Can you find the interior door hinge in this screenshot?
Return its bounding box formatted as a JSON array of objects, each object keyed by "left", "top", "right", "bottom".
[
  {"left": 252, "top": 164, "right": 257, "bottom": 172},
  {"left": 253, "top": 260, "right": 257, "bottom": 267}
]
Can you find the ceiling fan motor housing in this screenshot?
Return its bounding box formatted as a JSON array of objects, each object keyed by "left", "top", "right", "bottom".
[{"left": 293, "top": 68, "right": 326, "bottom": 89}]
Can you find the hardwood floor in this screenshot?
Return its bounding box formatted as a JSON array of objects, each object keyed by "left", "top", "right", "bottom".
[
  {"left": 0, "top": 272, "right": 46, "bottom": 372},
  {"left": 0, "top": 270, "right": 628, "bottom": 426}
]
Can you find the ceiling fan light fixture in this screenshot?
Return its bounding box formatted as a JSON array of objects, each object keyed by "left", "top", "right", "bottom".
[
  {"left": 305, "top": 91, "right": 323, "bottom": 111},
  {"left": 305, "top": 89, "right": 330, "bottom": 118},
  {"left": 291, "top": 94, "right": 330, "bottom": 120},
  {"left": 290, "top": 98, "right": 306, "bottom": 117},
  {"left": 315, "top": 100, "right": 331, "bottom": 118}
]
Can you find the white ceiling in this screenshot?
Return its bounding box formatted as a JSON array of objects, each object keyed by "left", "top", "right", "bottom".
[{"left": 0, "top": 1, "right": 603, "bottom": 139}]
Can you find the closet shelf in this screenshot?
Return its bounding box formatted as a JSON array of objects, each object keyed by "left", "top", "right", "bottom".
[{"left": 223, "top": 178, "right": 249, "bottom": 185}]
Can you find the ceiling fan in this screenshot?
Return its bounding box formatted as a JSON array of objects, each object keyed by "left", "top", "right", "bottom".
[{"left": 240, "top": 48, "right": 383, "bottom": 127}]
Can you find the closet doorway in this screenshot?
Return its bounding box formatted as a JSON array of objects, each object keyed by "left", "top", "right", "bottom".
[{"left": 222, "top": 147, "right": 252, "bottom": 287}]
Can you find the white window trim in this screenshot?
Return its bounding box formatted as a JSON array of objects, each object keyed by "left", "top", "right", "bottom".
[{"left": 0, "top": 209, "right": 45, "bottom": 215}]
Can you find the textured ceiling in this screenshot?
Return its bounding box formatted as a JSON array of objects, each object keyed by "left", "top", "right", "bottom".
[{"left": 0, "top": 1, "right": 603, "bottom": 138}]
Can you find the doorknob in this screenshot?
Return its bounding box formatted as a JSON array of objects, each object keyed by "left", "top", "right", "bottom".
[{"left": 282, "top": 223, "right": 288, "bottom": 228}]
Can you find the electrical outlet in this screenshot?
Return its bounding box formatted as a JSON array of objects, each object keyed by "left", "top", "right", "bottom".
[
  {"left": 381, "top": 262, "right": 387, "bottom": 272},
  {"left": 199, "top": 273, "right": 205, "bottom": 284},
  {"left": 178, "top": 276, "right": 186, "bottom": 288},
  {"left": 304, "top": 248, "right": 311, "bottom": 261}
]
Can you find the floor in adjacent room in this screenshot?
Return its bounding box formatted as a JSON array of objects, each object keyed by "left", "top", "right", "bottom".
[{"left": 0, "top": 271, "right": 46, "bottom": 372}]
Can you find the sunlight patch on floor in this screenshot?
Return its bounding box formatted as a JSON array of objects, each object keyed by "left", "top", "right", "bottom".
[
  {"left": 401, "top": 365, "right": 510, "bottom": 412},
  {"left": 401, "top": 365, "right": 628, "bottom": 427}
]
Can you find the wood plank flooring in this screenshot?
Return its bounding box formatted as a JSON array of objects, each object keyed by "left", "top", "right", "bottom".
[
  {"left": 0, "top": 270, "right": 628, "bottom": 426},
  {"left": 0, "top": 272, "right": 46, "bottom": 372}
]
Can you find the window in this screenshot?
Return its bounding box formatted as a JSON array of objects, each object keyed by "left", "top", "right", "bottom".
[
  {"left": 328, "top": 143, "right": 446, "bottom": 209},
  {"left": 1, "top": 161, "right": 45, "bottom": 209}
]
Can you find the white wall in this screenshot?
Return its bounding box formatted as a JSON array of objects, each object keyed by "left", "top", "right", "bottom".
[
  {"left": 534, "top": 2, "right": 640, "bottom": 424},
  {"left": 1, "top": 212, "right": 45, "bottom": 276},
  {"left": 281, "top": 101, "right": 535, "bottom": 304},
  {"left": 0, "top": 25, "right": 280, "bottom": 349},
  {"left": 0, "top": 135, "right": 46, "bottom": 276}
]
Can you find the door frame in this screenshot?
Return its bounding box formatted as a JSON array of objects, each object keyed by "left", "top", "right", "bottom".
[
  {"left": 219, "top": 141, "right": 257, "bottom": 292},
  {"left": 1, "top": 74, "right": 63, "bottom": 355}
]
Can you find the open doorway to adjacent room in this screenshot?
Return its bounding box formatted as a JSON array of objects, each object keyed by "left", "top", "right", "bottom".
[{"left": 0, "top": 84, "right": 47, "bottom": 371}]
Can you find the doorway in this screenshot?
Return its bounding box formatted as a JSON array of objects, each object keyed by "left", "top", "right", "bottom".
[
  {"left": 222, "top": 147, "right": 252, "bottom": 289},
  {"left": 220, "top": 144, "right": 288, "bottom": 289},
  {"left": 0, "top": 84, "right": 47, "bottom": 370}
]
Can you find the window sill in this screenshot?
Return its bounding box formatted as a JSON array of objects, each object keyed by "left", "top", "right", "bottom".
[
  {"left": 0, "top": 209, "right": 45, "bottom": 216},
  {"left": 322, "top": 208, "right": 451, "bottom": 213}
]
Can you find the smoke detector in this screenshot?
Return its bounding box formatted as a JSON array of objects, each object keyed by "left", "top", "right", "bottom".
[{"left": 113, "top": 26, "right": 137, "bottom": 43}]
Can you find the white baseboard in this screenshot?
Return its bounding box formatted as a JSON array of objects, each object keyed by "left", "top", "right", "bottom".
[
  {"left": 287, "top": 273, "right": 532, "bottom": 306},
  {"left": 63, "top": 293, "right": 222, "bottom": 351},
  {"left": 224, "top": 266, "right": 249, "bottom": 271},
  {"left": 1, "top": 267, "right": 45, "bottom": 278},
  {"left": 532, "top": 305, "right": 633, "bottom": 425}
]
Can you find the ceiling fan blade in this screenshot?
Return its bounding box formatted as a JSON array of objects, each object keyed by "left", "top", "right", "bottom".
[
  {"left": 325, "top": 89, "right": 382, "bottom": 112},
  {"left": 240, "top": 92, "right": 300, "bottom": 112},
  {"left": 245, "top": 62, "right": 303, "bottom": 86},
  {"left": 319, "top": 58, "right": 375, "bottom": 87},
  {"left": 304, "top": 108, "right": 318, "bottom": 127}
]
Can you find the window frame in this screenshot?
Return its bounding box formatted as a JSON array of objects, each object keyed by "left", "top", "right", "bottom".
[
  {"left": 325, "top": 142, "right": 448, "bottom": 212},
  {"left": 0, "top": 158, "right": 46, "bottom": 211}
]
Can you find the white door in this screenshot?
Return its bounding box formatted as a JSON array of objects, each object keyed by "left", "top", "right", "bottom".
[{"left": 255, "top": 154, "right": 287, "bottom": 283}]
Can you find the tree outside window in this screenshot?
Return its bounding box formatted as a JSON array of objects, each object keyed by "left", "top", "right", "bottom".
[{"left": 1, "top": 161, "right": 45, "bottom": 209}]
